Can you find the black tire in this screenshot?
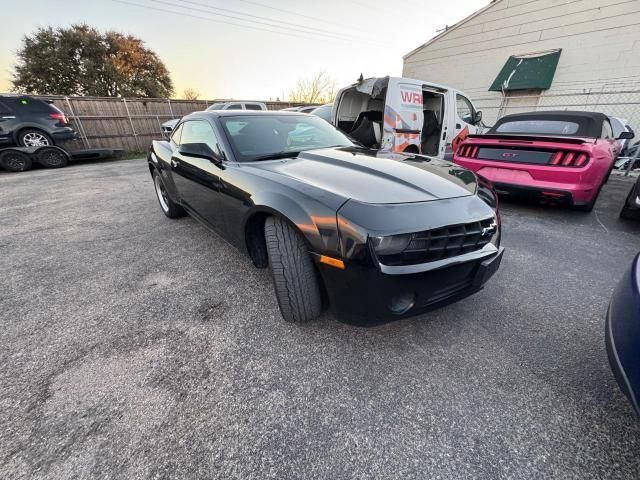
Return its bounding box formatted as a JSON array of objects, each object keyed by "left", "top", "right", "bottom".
[
  {"left": 0, "top": 150, "right": 32, "bottom": 172},
  {"left": 264, "top": 216, "right": 322, "bottom": 323},
  {"left": 17, "top": 129, "right": 53, "bottom": 147},
  {"left": 620, "top": 205, "right": 635, "bottom": 220},
  {"left": 36, "top": 147, "right": 68, "bottom": 168},
  {"left": 152, "top": 170, "right": 185, "bottom": 218},
  {"left": 620, "top": 188, "right": 637, "bottom": 220}
]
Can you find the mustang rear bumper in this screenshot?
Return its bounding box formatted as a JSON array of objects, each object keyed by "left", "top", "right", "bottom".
[
  {"left": 316, "top": 247, "right": 504, "bottom": 324},
  {"left": 454, "top": 158, "right": 603, "bottom": 204}
]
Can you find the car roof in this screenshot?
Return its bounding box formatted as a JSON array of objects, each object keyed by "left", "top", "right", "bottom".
[
  {"left": 188, "top": 110, "right": 308, "bottom": 118},
  {"left": 498, "top": 110, "right": 609, "bottom": 122},
  {"left": 490, "top": 110, "right": 608, "bottom": 138}
]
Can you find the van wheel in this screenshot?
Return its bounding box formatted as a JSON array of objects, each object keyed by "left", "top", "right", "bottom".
[
  {"left": 153, "top": 170, "right": 185, "bottom": 218},
  {"left": 264, "top": 216, "right": 322, "bottom": 323},
  {"left": 0, "top": 150, "right": 32, "bottom": 172},
  {"left": 37, "top": 148, "right": 68, "bottom": 168},
  {"left": 18, "top": 129, "right": 53, "bottom": 147}
]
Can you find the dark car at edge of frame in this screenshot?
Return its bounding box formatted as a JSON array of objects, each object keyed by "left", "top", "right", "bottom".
[
  {"left": 606, "top": 253, "right": 640, "bottom": 416},
  {"left": 147, "top": 111, "right": 504, "bottom": 324}
]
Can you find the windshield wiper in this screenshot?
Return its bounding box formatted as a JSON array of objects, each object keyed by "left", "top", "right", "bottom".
[{"left": 251, "top": 151, "right": 301, "bottom": 162}]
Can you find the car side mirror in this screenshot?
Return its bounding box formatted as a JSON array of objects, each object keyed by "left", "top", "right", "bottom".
[
  {"left": 474, "top": 110, "right": 483, "bottom": 125},
  {"left": 178, "top": 142, "right": 224, "bottom": 166},
  {"left": 617, "top": 130, "right": 634, "bottom": 140}
]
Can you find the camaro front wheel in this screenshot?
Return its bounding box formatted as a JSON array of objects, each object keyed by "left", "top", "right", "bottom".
[{"left": 264, "top": 216, "right": 322, "bottom": 323}]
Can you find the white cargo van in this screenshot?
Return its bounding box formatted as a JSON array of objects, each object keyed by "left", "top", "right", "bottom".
[{"left": 331, "top": 76, "right": 483, "bottom": 159}]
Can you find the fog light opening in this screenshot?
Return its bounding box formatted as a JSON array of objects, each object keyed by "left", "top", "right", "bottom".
[{"left": 389, "top": 292, "right": 416, "bottom": 315}]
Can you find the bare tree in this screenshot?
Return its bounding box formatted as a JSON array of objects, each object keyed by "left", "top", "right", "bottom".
[
  {"left": 182, "top": 88, "right": 200, "bottom": 100},
  {"left": 288, "top": 71, "right": 337, "bottom": 104}
]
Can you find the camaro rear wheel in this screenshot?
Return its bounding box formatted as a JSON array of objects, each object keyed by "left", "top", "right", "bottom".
[
  {"left": 0, "top": 150, "right": 32, "bottom": 172},
  {"left": 264, "top": 216, "right": 322, "bottom": 323},
  {"left": 37, "top": 147, "right": 68, "bottom": 168},
  {"left": 153, "top": 170, "right": 185, "bottom": 218},
  {"left": 18, "top": 129, "right": 53, "bottom": 147}
]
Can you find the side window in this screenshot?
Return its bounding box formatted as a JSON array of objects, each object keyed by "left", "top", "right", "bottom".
[
  {"left": 225, "top": 103, "right": 243, "bottom": 110},
  {"left": 456, "top": 94, "right": 475, "bottom": 124},
  {"left": 244, "top": 103, "right": 263, "bottom": 111},
  {"left": 601, "top": 120, "right": 614, "bottom": 139},
  {"left": 0, "top": 101, "right": 13, "bottom": 114},
  {"left": 181, "top": 120, "right": 222, "bottom": 154},
  {"left": 170, "top": 123, "right": 184, "bottom": 147}
]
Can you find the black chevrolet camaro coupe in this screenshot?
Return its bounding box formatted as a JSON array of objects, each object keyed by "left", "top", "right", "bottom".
[{"left": 148, "top": 111, "right": 504, "bottom": 323}]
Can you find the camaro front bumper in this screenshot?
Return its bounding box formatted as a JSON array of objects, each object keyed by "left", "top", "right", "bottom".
[{"left": 315, "top": 246, "right": 504, "bottom": 324}]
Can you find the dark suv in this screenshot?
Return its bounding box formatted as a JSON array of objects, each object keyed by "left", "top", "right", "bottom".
[{"left": 0, "top": 95, "right": 76, "bottom": 147}]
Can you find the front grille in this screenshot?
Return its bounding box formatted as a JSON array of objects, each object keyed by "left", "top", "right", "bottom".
[{"left": 377, "top": 217, "right": 496, "bottom": 266}]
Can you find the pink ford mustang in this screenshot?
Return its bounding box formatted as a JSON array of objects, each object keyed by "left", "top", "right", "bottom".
[{"left": 454, "top": 111, "right": 633, "bottom": 211}]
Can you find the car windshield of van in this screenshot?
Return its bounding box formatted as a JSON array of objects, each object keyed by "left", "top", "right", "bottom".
[
  {"left": 494, "top": 119, "right": 580, "bottom": 135},
  {"left": 220, "top": 114, "right": 352, "bottom": 162}
]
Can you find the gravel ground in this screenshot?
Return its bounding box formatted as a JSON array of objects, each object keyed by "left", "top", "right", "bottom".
[{"left": 1, "top": 159, "right": 640, "bottom": 479}]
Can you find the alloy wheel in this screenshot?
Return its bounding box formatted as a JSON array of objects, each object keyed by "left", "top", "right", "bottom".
[{"left": 22, "top": 132, "right": 50, "bottom": 147}]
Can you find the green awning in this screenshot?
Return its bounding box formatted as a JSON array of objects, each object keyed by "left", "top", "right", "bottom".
[{"left": 489, "top": 49, "right": 561, "bottom": 92}]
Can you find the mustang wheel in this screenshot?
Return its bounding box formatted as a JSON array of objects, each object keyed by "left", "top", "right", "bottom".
[
  {"left": 37, "top": 147, "right": 68, "bottom": 168},
  {"left": 265, "top": 216, "right": 322, "bottom": 323},
  {"left": 18, "top": 129, "right": 52, "bottom": 147},
  {"left": 0, "top": 150, "right": 32, "bottom": 172},
  {"left": 153, "top": 170, "right": 185, "bottom": 218}
]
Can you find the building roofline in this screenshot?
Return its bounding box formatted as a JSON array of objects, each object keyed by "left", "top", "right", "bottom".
[{"left": 403, "top": 0, "right": 502, "bottom": 60}]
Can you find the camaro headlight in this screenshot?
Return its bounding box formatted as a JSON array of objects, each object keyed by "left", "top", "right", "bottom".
[{"left": 370, "top": 234, "right": 412, "bottom": 255}]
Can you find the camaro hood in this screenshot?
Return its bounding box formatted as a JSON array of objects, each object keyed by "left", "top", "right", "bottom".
[{"left": 249, "top": 147, "right": 477, "bottom": 204}]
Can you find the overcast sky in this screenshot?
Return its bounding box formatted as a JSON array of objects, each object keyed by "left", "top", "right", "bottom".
[{"left": 0, "top": 0, "right": 487, "bottom": 100}]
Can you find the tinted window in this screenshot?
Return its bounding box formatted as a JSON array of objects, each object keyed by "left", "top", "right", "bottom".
[
  {"left": 221, "top": 114, "right": 351, "bottom": 162},
  {"left": 170, "top": 123, "right": 184, "bottom": 146},
  {"left": 601, "top": 120, "right": 613, "bottom": 139},
  {"left": 206, "top": 103, "right": 225, "bottom": 111},
  {"left": 0, "top": 101, "right": 13, "bottom": 114},
  {"left": 456, "top": 94, "right": 474, "bottom": 124},
  {"left": 8, "top": 97, "right": 54, "bottom": 113},
  {"left": 311, "top": 104, "right": 332, "bottom": 122},
  {"left": 495, "top": 120, "right": 580, "bottom": 135},
  {"left": 225, "top": 104, "right": 243, "bottom": 110},
  {"left": 181, "top": 120, "right": 221, "bottom": 153},
  {"left": 244, "top": 103, "right": 264, "bottom": 111}
]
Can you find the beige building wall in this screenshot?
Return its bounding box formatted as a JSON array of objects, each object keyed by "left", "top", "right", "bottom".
[{"left": 403, "top": 0, "right": 640, "bottom": 125}]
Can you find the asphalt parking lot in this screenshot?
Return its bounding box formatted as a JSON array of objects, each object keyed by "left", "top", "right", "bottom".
[{"left": 1, "top": 159, "right": 640, "bottom": 479}]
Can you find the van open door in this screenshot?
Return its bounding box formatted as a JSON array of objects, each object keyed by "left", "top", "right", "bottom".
[{"left": 333, "top": 76, "right": 447, "bottom": 157}]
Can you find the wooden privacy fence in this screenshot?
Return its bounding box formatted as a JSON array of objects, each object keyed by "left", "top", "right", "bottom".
[{"left": 36, "top": 95, "right": 307, "bottom": 152}]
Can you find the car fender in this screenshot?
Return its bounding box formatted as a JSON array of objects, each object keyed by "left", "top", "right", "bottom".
[
  {"left": 149, "top": 141, "right": 180, "bottom": 201},
  {"left": 242, "top": 190, "right": 343, "bottom": 256}
]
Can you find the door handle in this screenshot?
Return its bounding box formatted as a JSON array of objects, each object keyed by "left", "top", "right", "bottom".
[{"left": 0, "top": 116, "right": 16, "bottom": 121}]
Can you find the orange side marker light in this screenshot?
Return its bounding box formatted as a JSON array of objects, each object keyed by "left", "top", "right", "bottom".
[{"left": 319, "top": 255, "right": 345, "bottom": 269}]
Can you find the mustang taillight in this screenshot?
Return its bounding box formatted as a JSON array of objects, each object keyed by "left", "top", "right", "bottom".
[
  {"left": 458, "top": 144, "right": 478, "bottom": 158},
  {"left": 549, "top": 151, "right": 589, "bottom": 167}
]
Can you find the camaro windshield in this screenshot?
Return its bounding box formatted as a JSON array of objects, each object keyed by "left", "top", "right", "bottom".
[{"left": 220, "top": 114, "right": 353, "bottom": 162}]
